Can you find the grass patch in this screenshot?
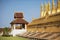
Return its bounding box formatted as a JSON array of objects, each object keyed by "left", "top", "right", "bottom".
[{"left": 0, "top": 36, "right": 29, "bottom": 40}]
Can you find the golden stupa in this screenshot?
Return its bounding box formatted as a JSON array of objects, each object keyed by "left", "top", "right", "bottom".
[
  {"left": 26, "top": 0, "right": 60, "bottom": 40},
  {"left": 18, "top": 0, "right": 60, "bottom": 40},
  {"left": 27, "top": 0, "right": 60, "bottom": 32}
]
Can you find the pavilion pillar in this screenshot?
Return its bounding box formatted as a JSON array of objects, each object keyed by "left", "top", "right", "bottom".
[
  {"left": 13, "top": 24, "right": 16, "bottom": 30},
  {"left": 25, "top": 24, "right": 27, "bottom": 31}
]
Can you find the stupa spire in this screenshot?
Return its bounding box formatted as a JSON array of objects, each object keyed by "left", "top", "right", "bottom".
[
  {"left": 57, "top": 0, "right": 60, "bottom": 12},
  {"left": 40, "top": 3, "right": 44, "bottom": 17},
  {"left": 48, "top": 0, "right": 50, "bottom": 11},
  {"left": 52, "top": 0, "right": 56, "bottom": 14}
]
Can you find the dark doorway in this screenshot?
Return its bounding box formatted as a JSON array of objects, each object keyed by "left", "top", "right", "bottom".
[{"left": 22, "top": 24, "right": 25, "bottom": 29}]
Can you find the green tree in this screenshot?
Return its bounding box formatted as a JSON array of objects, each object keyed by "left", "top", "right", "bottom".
[{"left": 3, "top": 27, "right": 9, "bottom": 35}]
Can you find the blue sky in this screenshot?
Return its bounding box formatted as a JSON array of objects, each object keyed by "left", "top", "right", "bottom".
[{"left": 0, "top": 0, "right": 57, "bottom": 28}]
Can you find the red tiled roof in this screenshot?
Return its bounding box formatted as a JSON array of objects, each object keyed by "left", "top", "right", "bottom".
[
  {"left": 14, "top": 12, "right": 23, "bottom": 18},
  {"left": 10, "top": 18, "right": 28, "bottom": 24}
]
